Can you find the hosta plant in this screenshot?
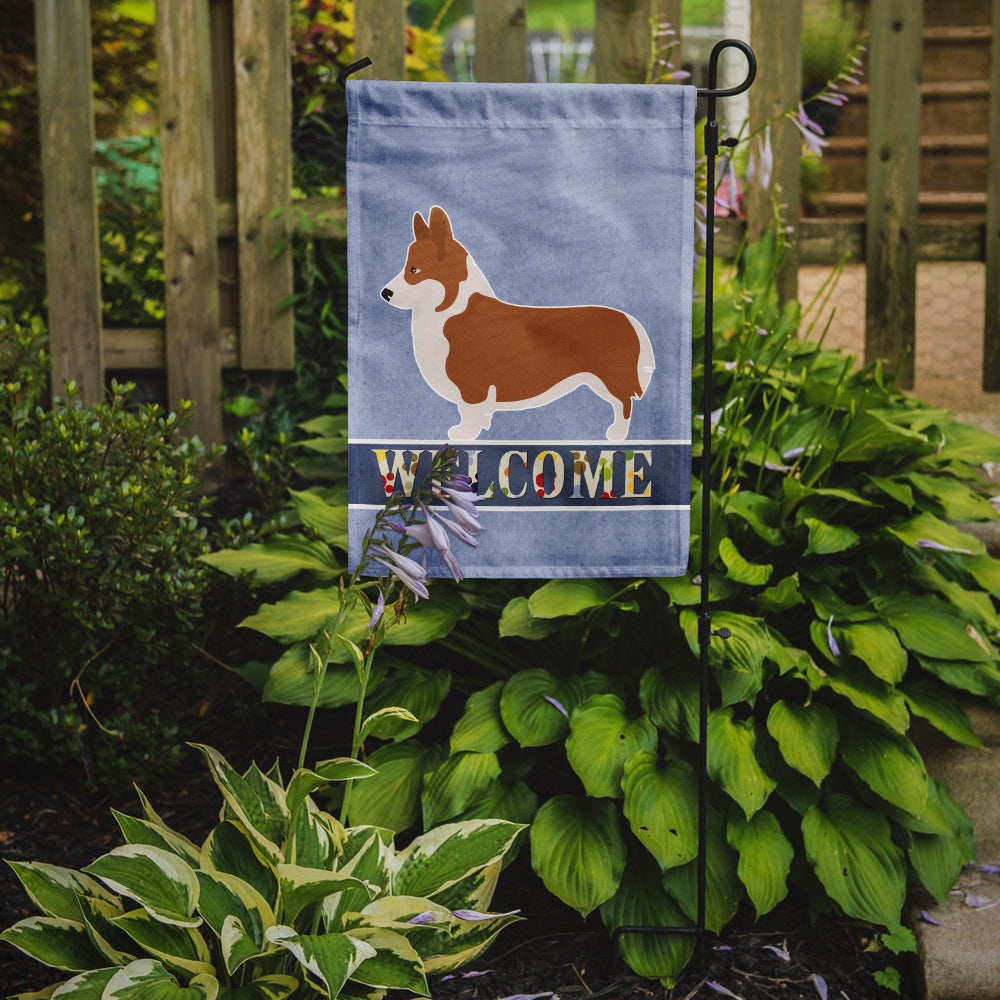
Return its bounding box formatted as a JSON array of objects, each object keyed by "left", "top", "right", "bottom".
[{"left": 1, "top": 743, "right": 523, "bottom": 999}]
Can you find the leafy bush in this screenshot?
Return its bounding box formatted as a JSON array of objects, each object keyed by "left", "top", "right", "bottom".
[
  {"left": 0, "top": 317, "right": 220, "bottom": 783},
  {"left": 211, "top": 233, "right": 1000, "bottom": 984},
  {"left": 1, "top": 743, "right": 524, "bottom": 997}
]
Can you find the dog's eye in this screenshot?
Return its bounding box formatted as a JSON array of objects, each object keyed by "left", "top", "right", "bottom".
[{"left": 409, "top": 266, "right": 420, "bottom": 274}]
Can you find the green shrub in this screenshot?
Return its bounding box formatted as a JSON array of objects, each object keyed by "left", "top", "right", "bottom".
[
  {"left": 1, "top": 743, "right": 524, "bottom": 997},
  {"left": 0, "top": 317, "right": 220, "bottom": 783}
]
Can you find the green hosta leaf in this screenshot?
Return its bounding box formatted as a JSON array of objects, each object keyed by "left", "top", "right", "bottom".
[
  {"left": 216, "top": 975, "right": 299, "bottom": 1000},
  {"left": 112, "top": 812, "right": 201, "bottom": 868},
  {"left": 0, "top": 916, "right": 107, "bottom": 971},
  {"left": 661, "top": 810, "right": 741, "bottom": 933},
  {"left": 654, "top": 572, "right": 737, "bottom": 606},
  {"left": 802, "top": 793, "right": 906, "bottom": 926},
  {"left": 499, "top": 670, "right": 584, "bottom": 747},
  {"left": 497, "top": 597, "right": 563, "bottom": 639},
  {"left": 967, "top": 553, "right": 1000, "bottom": 597},
  {"left": 260, "top": 643, "right": 388, "bottom": 709},
  {"left": 909, "top": 828, "right": 965, "bottom": 905},
  {"left": 935, "top": 421, "right": 1000, "bottom": 464},
  {"left": 195, "top": 871, "right": 273, "bottom": 974},
  {"left": 288, "top": 488, "right": 349, "bottom": 547},
  {"left": 393, "top": 820, "right": 524, "bottom": 900},
  {"left": 599, "top": 853, "right": 694, "bottom": 987},
  {"left": 362, "top": 667, "right": 451, "bottom": 740},
  {"left": 83, "top": 846, "right": 200, "bottom": 928},
  {"left": 765, "top": 701, "right": 838, "bottom": 786},
  {"left": 421, "top": 751, "right": 502, "bottom": 828},
  {"left": 886, "top": 512, "right": 985, "bottom": 556},
  {"left": 916, "top": 655, "right": 1000, "bottom": 697},
  {"left": 621, "top": 751, "right": 698, "bottom": 871},
  {"left": 346, "top": 926, "right": 428, "bottom": 994},
  {"left": 103, "top": 959, "right": 218, "bottom": 1000},
  {"left": 530, "top": 795, "right": 626, "bottom": 917},
  {"left": 190, "top": 746, "right": 287, "bottom": 862},
  {"left": 901, "top": 680, "right": 982, "bottom": 748},
  {"left": 835, "top": 621, "right": 907, "bottom": 684},
  {"left": 727, "top": 811, "right": 793, "bottom": 917},
  {"left": 707, "top": 708, "right": 776, "bottom": 818},
  {"left": 347, "top": 740, "right": 442, "bottom": 832},
  {"left": 755, "top": 573, "right": 804, "bottom": 614},
  {"left": 566, "top": 695, "right": 658, "bottom": 798},
  {"left": 277, "top": 865, "right": 374, "bottom": 925},
  {"left": 450, "top": 682, "right": 511, "bottom": 754},
  {"left": 839, "top": 718, "right": 929, "bottom": 816},
  {"left": 200, "top": 822, "right": 278, "bottom": 910},
  {"left": 527, "top": 579, "right": 616, "bottom": 618},
  {"left": 803, "top": 517, "right": 859, "bottom": 556},
  {"left": 874, "top": 593, "right": 995, "bottom": 662},
  {"left": 809, "top": 661, "right": 910, "bottom": 732},
  {"left": 680, "top": 610, "right": 770, "bottom": 706},
  {"left": 718, "top": 537, "right": 772, "bottom": 586},
  {"left": 111, "top": 908, "right": 214, "bottom": 978},
  {"left": 360, "top": 706, "right": 421, "bottom": 742},
  {"left": 639, "top": 663, "right": 699, "bottom": 742},
  {"left": 5, "top": 862, "right": 117, "bottom": 923},
  {"left": 910, "top": 562, "right": 1000, "bottom": 632},
  {"left": 866, "top": 474, "right": 914, "bottom": 509},
  {"left": 265, "top": 926, "right": 375, "bottom": 998},
  {"left": 907, "top": 472, "right": 998, "bottom": 522},
  {"left": 200, "top": 535, "right": 341, "bottom": 584},
  {"left": 835, "top": 410, "right": 927, "bottom": 463},
  {"left": 453, "top": 779, "right": 538, "bottom": 827},
  {"left": 724, "top": 490, "right": 784, "bottom": 545}
]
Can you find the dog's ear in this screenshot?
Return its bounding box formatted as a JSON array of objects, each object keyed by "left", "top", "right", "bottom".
[
  {"left": 412, "top": 211, "right": 430, "bottom": 241},
  {"left": 428, "top": 206, "right": 453, "bottom": 260}
]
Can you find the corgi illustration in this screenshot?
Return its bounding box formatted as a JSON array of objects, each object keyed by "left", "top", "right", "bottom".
[{"left": 380, "top": 206, "right": 655, "bottom": 442}]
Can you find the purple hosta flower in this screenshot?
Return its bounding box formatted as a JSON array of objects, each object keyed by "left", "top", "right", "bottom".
[
  {"left": 791, "top": 104, "right": 829, "bottom": 156},
  {"left": 371, "top": 543, "right": 430, "bottom": 600},
  {"left": 763, "top": 944, "right": 790, "bottom": 962},
  {"left": 706, "top": 983, "right": 742, "bottom": 999},
  {"left": 544, "top": 695, "right": 569, "bottom": 718},
  {"left": 827, "top": 615, "right": 841, "bottom": 657},
  {"left": 979, "top": 864, "right": 1000, "bottom": 874},
  {"left": 812, "top": 974, "right": 828, "bottom": 1000},
  {"left": 919, "top": 909, "right": 958, "bottom": 929},
  {"left": 496, "top": 994, "right": 557, "bottom": 1000},
  {"left": 407, "top": 911, "right": 438, "bottom": 925},
  {"left": 416, "top": 501, "right": 462, "bottom": 581},
  {"left": 429, "top": 501, "right": 481, "bottom": 547},
  {"left": 451, "top": 908, "right": 521, "bottom": 921},
  {"left": 917, "top": 538, "right": 973, "bottom": 555},
  {"left": 746, "top": 124, "right": 774, "bottom": 190},
  {"left": 367, "top": 590, "right": 385, "bottom": 631},
  {"left": 715, "top": 156, "right": 742, "bottom": 215},
  {"left": 441, "top": 970, "right": 493, "bottom": 982}
]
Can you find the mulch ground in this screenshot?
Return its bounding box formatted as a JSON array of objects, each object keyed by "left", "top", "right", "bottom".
[{"left": 1, "top": 738, "right": 913, "bottom": 1000}]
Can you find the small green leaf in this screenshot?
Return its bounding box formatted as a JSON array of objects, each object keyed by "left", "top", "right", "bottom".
[
  {"left": 497, "top": 597, "right": 563, "bottom": 639},
  {"left": 727, "top": 811, "right": 793, "bottom": 917},
  {"left": 288, "top": 488, "right": 348, "bottom": 547},
  {"left": 450, "top": 682, "right": 511, "bottom": 754},
  {"left": 527, "top": 579, "right": 616, "bottom": 618},
  {"left": 707, "top": 708, "right": 776, "bottom": 818},
  {"left": 765, "top": 700, "right": 838, "bottom": 786},
  {"left": 803, "top": 517, "right": 859, "bottom": 556},
  {"left": 200, "top": 536, "right": 341, "bottom": 584},
  {"left": 718, "top": 537, "right": 773, "bottom": 586}
]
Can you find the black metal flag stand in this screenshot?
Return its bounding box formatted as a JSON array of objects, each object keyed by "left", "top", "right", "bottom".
[{"left": 339, "top": 37, "right": 758, "bottom": 974}]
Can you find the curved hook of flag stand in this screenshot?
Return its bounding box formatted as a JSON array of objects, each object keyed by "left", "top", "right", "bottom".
[
  {"left": 339, "top": 39, "right": 758, "bottom": 976},
  {"left": 612, "top": 38, "right": 756, "bottom": 974}
]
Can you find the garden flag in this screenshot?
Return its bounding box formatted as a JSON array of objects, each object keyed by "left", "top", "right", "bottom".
[{"left": 346, "top": 79, "right": 696, "bottom": 577}]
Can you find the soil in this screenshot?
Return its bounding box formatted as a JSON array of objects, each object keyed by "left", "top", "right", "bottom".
[{"left": 0, "top": 736, "right": 913, "bottom": 1000}]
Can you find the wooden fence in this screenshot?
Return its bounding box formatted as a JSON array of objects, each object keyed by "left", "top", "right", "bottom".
[{"left": 33, "top": 0, "right": 1000, "bottom": 445}]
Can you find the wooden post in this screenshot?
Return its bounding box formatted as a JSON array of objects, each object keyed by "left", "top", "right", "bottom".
[
  {"left": 658, "top": 0, "right": 682, "bottom": 75},
  {"left": 594, "top": 0, "right": 652, "bottom": 84},
  {"left": 474, "top": 0, "right": 526, "bottom": 83},
  {"left": 983, "top": 0, "right": 1000, "bottom": 390},
  {"left": 34, "top": 0, "right": 104, "bottom": 405},
  {"left": 747, "top": 0, "right": 801, "bottom": 305},
  {"left": 233, "top": 0, "right": 294, "bottom": 369},
  {"left": 157, "top": 0, "right": 223, "bottom": 445},
  {"left": 354, "top": 0, "right": 407, "bottom": 81},
  {"left": 865, "top": 0, "right": 923, "bottom": 389}
]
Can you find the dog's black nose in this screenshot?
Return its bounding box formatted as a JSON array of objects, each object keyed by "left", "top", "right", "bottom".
[{"left": 381, "top": 288, "right": 393, "bottom": 302}]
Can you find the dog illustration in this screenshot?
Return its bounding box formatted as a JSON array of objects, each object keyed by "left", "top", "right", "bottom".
[{"left": 380, "top": 206, "right": 655, "bottom": 442}]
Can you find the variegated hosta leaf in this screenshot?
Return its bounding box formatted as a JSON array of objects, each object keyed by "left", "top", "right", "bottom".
[
  {"left": 391, "top": 820, "right": 524, "bottom": 901},
  {"left": 277, "top": 864, "right": 375, "bottom": 925},
  {"left": 345, "top": 926, "right": 429, "bottom": 995},
  {"left": 347, "top": 740, "right": 443, "bottom": 833},
  {"left": 77, "top": 894, "right": 136, "bottom": 966},
  {"left": 424, "top": 859, "right": 501, "bottom": 915},
  {"left": 288, "top": 802, "right": 343, "bottom": 870},
  {"left": 450, "top": 681, "right": 511, "bottom": 754},
  {"left": 323, "top": 829, "right": 393, "bottom": 931},
  {"left": 765, "top": 700, "right": 838, "bottom": 786},
  {"left": 599, "top": 853, "right": 694, "bottom": 987},
  {"left": 195, "top": 871, "right": 274, "bottom": 974},
  {"left": 421, "top": 907, "right": 522, "bottom": 975},
  {"left": 727, "top": 810, "right": 793, "bottom": 917},
  {"left": 200, "top": 822, "right": 278, "bottom": 910},
  {"left": 499, "top": 669, "right": 585, "bottom": 747},
  {"left": 110, "top": 908, "right": 214, "bottom": 978},
  {"left": 4, "top": 861, "right": 118, "bottom": 922},
  {"left": 621, "top": 751, "right": 698, "bottom": 871},
  {"left": 102, "top": 958, "right": 218, "bottom": 999},
  {"left": 802, "top": 793, "right": 906, "bottom": 926},
  {"left": 838, "top": 718, "right": 929, "bottom": 817},
  {"left": 661, "top": 810, "right": 742, "bottom": 934},
  {"left": 529, "top": 795, "right": 626, "bottom": 917},
  {"left": 190, "top": 745, "right": 287, "bottom": 863},
  {"left": 213, "top": 974, "right": 299, "bottom": 1000},
  {"left": 706, "top": 707, "right": 776, "bottom": 819},
  {"left": 565, "top": 695, "right": 658, "bottom": 799},
  {"left": 83, "top": 846, "right": 200, "bottom": 928},
  {"left": 285, "top": 760, "right": 375, "bottom": 824},
  {"left": 112, "top": 810, "right": 201, "bottom": 868},
  {"left": 421, "top": 752, "right": 502, "bottom": 829},
  {"left": 46, "top": 966, "right": 118, "bottom": 997},
  {"left": 0, "top": 916, "right": 107, "bottom": 971},
  {"left": 265, "top": 925, "right": 376, "bottom": 998}
]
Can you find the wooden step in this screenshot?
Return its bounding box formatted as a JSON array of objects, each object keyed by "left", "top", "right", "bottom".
[
  {"left": 813, "top": 190, "right": 987, "bottom": 222},
  {"left": 922, "top": 25, "right": 992, "bottom": 83}
]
